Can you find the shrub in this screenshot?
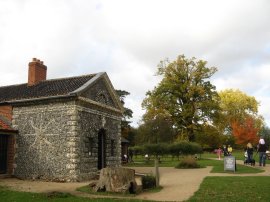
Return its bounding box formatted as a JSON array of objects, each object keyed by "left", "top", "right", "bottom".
[
  {"left": 168, "top": 141, "right": 203, "bottom": 159},
  {"left": 141, "top": 175, "right": 156, "bottom": 189},
  {"left": 130, "top": 146, "right": 144, "bottom": 157},
  {"left": 175, "top": 156, "right": 201, "bottom": 169},
  {"left": 143, "top": 143, "right": 169, "bottom": 156}
]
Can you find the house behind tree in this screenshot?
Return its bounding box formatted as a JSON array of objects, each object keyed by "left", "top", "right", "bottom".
[{"left": 0, "top": 58, "right": 123, "bottom": 181}]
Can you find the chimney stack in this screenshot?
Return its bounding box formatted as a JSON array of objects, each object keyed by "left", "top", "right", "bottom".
[{"left": 28, "top": 58, "right": 47, "bottom": 86}]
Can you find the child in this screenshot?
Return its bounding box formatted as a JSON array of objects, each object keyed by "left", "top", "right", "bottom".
[{"left": 217, "top": 147, "right": 222, "bottom": 160}]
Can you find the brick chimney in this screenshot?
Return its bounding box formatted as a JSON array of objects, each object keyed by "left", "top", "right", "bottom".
[{"left": 28, "top": 58, "right": 47, "bottom": 86}]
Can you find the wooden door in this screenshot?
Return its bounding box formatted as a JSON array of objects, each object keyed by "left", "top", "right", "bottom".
[
  {"left": 0, "top": 135, "right": 8, "bottom": 174},
  {"left": 98, "top": 129, "right": 106, "bottom": 170}
]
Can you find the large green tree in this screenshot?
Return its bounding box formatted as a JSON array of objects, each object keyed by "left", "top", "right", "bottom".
[
  {"left": 217, "top": 89, "right": 264, "bottom": 135},
  {"left": 136, "top": 114, "right": 176, "bottom": 144},
  {"left": 116, "top": 90, "right": 134, "bottom": 144},
  {"left": 142, "top": 55, "right": 220, "bottom": 141}
]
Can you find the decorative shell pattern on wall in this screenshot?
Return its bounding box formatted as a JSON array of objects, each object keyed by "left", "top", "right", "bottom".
[{"left": 22, "top": 113, "right": 64, "bottom": 161}]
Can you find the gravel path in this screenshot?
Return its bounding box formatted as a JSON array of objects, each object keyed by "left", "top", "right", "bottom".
[{"left": 1, "top": 159, "right": 270, "bottom": 202}]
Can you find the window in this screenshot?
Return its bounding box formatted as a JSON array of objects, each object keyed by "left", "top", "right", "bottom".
[
  {"left": 88, "top": 137, "right": 94, "bottom": 156},
  {"left": 111, "top": 139, "right": 115, "bottom": 156}
]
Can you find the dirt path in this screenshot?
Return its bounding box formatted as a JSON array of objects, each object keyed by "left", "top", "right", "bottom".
[
  {"left": 132, "top": 167, "right": 212, "bottom": 201},
  {"left": 1, "top": 159, "right": 270, "bottom": 202}
]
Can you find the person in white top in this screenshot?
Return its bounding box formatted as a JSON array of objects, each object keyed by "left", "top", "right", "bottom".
[
  {"left": 258, "top": 136, "right": 267, "bottom": 166},
  {"left": 259, "top": 138, "right": 265, "bottom": 145}
]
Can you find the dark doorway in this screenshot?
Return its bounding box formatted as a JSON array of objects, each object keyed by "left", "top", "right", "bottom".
[
  {"left": 98, "top": 128, "right": 106, "bottom": 170},
  {"left": 0, "top": 135, "right": 8, "bottom": 174}
]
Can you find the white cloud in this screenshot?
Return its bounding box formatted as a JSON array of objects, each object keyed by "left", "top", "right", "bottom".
[{"left": 1, "top": 0, "right": 270, "bottom": 127}]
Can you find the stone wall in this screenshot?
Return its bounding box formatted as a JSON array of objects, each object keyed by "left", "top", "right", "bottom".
[
  {"left": 12, "top": 101, "right": 79, "bottom": 181},
  {"left": 76, "top": 105, "right": 121, "bottom": 181},
  {"left": 12, "top": 99, "right": 122, "bottom": 182},
  {"left": 82, "top": 79, "right": 116, "bottom": 108}
]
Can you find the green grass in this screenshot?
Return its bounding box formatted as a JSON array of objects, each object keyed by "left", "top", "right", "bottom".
[
  {"left": 126, "top": 155, "right": 179, "bottom": 167},
  {"left": 77, "top": 184, "right": 163, "bottom": 196},
  {"left": 0, "top": 186, "right": 150, "bottom": 202},
  {"left": 143, "top": 186, "right": 163, "bottom": 193},
  {"left": 201, "top": 150, "right": 268, "bottom": 164},
  {"left": 187, "top": 176, "right": 270, "bottom": 202},
  {"left": 76, "top": 185, "right": 136, "bottom": 197},
  {"left": 126, "top": 153, "right": 264, "bottom": 174},
  {"left": 197, "top": 158, "right": 264, "bottom": 174}
]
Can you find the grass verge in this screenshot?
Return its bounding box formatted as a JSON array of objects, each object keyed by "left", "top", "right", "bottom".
[
  {"left": 77, "top": 184, "right": 163, "bottom": 196},
  {"left": 76, "top": 185, "right": 136, "bottom": 197},
  {"left": 197, "top": 159, "right": 264, "bottom": 174},
  {"left": 188, "top": 176, "right": 270, "bottom": 202},
  {"left": 0, "top": 185, "right": 150, "bottom": 202}
]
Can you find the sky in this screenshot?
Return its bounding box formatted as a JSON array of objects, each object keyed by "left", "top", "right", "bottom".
[{"left": 0, "top": 0, "right": 270, "bottom": 127}]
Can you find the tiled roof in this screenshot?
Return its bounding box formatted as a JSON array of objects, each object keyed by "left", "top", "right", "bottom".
[{"left": 0, "top": 74, "right": 96, "bottom": 103}]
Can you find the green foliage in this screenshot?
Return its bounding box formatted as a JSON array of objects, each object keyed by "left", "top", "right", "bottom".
[
  {"left": 136, "top": 115, "right": 176, "bottom": 144},
  {"left": 141, "top": 175, "right": 156, "bottom": 189},
  {"left": 169, "top": 141, "right": 203, "bottom": 158},
  {"left": 260, "top": 126, "right": 270, "bottom": 147},
  {"left": 175, "top": 156, "right": 200, "bottom": 169},
  {"left": 143, "top": 143, "right": 169, "bottom": 156},
  {"left": 195, "top": 125, "right": 225, "bottom": 150},
  {"left": 135, "top": 141, "right": 202, "bottom": 157},
  {"left": 125, "top": 154, "right": 264, "bottom": 173},
  {"left": 129, "top": 145, "right": 144, "bottom": 156},
  {"left": 142, "top": 54, "right": 219, "bottom": 141},
  {"left": 217, "top": 89, "right": 264, "bottom": 136},
  {"left": 116, "top": 89, "right": 135, "bottom": 145}
]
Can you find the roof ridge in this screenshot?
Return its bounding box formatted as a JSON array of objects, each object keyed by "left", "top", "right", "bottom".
[
  {"left": 0, "top": 83, "right": 26, "bottom": 89},
  {"left": 43, "top": 73, "right": 97, "bottom": 82},
  {"left": 0, "top": 73, "right": 98, "bottom": 88}
]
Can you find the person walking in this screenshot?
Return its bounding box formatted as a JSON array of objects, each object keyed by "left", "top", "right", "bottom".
[
  {"left": 128, "top": 149, "right": 134, "bottom": 163},
  {"left": 257, "top": 137, "right": 267, "bottom": 166},
  {"left": 246, "top": 142, "right": 254, "bottom": 163},
  {"left": 217, "top": 147, "right": 222, "bottom": 160},
  {"left": 223, "top": 145, "right": 228, "bottom": 156},
  {"left": 228, "top": 145, "right": 233, "bottom": 156}
]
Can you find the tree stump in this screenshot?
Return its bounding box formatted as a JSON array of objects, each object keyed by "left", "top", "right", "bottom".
[{"left": 94, "top": 167, "right": 137, "bottom": 193}]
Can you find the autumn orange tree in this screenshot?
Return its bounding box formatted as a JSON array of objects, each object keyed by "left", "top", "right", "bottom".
[{"left": 231, "top": 116, "right": 259, "bottom": 146}]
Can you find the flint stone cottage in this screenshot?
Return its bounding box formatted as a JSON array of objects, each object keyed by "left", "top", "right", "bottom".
[{"left": 0, "top": 58, "right": 123, "bottom": 181}]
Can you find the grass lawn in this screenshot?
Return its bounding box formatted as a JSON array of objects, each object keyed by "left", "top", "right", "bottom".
[
  {"left": 201, "top": 150, "right": 268, "bottom": 164},
  {"left": 77, "top": 185, "right": 162, "bottom": 196},
  {"left": 188, "top": 176, "right": 270, "bottom": 202},
  {"left": 76, "top": 185, "right": 136, "bottom": 197},
  {"left": 197, "top": 159, "right": 264, "bottom": 174},
  {"left": 125, "top": 152, "right": 264, "bottom": 174},
  {"left": 0, "top": 186, "right": 150, "bottom": 202}
]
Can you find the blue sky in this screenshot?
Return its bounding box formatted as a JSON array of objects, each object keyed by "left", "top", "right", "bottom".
[{"left": 0, "top": 0, "right": 270, "bottom": 127}]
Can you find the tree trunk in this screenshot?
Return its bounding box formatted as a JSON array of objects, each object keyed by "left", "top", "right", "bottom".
[{"left": 94, "top": 167, "right": 137, "bottom": 194}]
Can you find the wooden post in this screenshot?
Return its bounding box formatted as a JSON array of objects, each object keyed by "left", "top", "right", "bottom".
[{"left": 155, "top": 156, "right": 160, "bottom": 187}]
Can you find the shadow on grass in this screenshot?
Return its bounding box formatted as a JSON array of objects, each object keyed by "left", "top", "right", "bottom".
[{"left": 76, "top": 185, "right": 163, "bottom": 197}]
